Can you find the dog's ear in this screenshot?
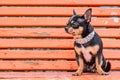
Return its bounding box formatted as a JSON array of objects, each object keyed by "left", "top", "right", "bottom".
[
  {"left": 73, "top": 9, "right": 77, "bottom": 15},
  {"left": 83, "top": 8, "right": 92, "bottom": 23}
]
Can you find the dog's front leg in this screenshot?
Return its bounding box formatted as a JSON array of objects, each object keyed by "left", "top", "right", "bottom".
[{"left": 72, "top": 55, "right": 84, "bottom": 76}]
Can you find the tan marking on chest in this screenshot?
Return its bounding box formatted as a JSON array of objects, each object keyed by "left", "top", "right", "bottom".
[
  {"left": 81, "top": 45, "right": 92, "bottom": 62},
  {"left": 74, "top": 45, "right": 99, "bottom": 62},
  {"left": 86, "top": 45, "right": 100, "bottom": 55},
  {"left": 75, "top": 45, "right": 92, "bottom": 62},
  {"left": 74, "top": 46, "right": 82, "bottom": 55}
]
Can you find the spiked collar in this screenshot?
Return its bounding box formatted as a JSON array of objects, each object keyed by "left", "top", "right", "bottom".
[{"left": 75, "top": 31, "right": 95, "bottom": 44}]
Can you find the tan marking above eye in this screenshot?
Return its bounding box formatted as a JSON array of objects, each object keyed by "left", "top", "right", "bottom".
[
  {"left": 68, "top": 27, "right": 74, "bottom": 33},
  {"left": 73, "top": 27, "right": 83, "bottom": 34},
  {"left": 71, "top": 20, "right": 74, "bottom": 24},
  {"left": 78, "top": 27, "right": 83, "bottom": 34}
]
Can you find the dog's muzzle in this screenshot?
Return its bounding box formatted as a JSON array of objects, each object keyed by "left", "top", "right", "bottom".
[{"left": 65, "top": 27, "right": 69, "bottom": 33}]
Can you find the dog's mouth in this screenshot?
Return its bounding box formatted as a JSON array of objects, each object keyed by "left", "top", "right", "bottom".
[
  {"left": 65, "top": 25, "right": 83, "bottom": 39},
  {"left": 66, "top": 27, "right": 83, "bottom": 39},
  {"left": 73, "top": 34, "right": 82, "bottom": 39},
  {"left": 71, "top": 32, "right": 76, "bottom": 35},
  {"left": 70, "top": 31, "right": 81, "bottom": 39}
]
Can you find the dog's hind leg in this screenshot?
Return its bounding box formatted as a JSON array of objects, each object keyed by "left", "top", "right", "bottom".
[{"left": 95, "top": 54, "right": 108, "bottom": 75}]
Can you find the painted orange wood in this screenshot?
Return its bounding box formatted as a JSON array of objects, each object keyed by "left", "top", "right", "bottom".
[
  {"left": 0, "top": 50, "right": 119, "bottom": 60},
  {"left": 0, "top": 28, "right": 119, "bottom": 38},
  {"left": 0, "top": 17, "right": 119, "bottom": 27},
  {"left": 0, "top": 60, "right": 119, "bottom": 70},
  {"left": 0, "top": 72, "right": 119, "bottom": 79},
  {"left": 0, "top": 39, "right": 120, "bottom": 49},
  {"left": 0, "top": 0, "right": 120, "bottom": 6},
  {"left": 0, "top": 61, "right": 77, "bottom": 70},
  {"left": 0, "top": 0, "right": 120, "bottom": 79},
  {"left": 0, "top": 50, "right": 75, "bottom": 60},
  {"left": 0, "top": 7, "right": 120, "bottom": 17}
]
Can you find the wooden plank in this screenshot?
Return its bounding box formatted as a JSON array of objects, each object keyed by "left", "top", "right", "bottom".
[
  {"left": 94, "top": 29, "right": 120, "bottom": 38},
  {"left": 0, "top": 39, "right": 120, "bottom": 49},
  {"left": 0, "top": 71, "right": 120, "bottom": 79},
  {"left": 0, "top": 39, "right": 119, "bottom": 49},
  {"left": 0, "top": 60, "right": 119, "bottom": 70},
  {"left": 0, "top": 61, "right": 77, "bottom": 71},
  {"left": 0, "top": 49, "right": 120, "bottom": 60},
  {"left": 0, "top": 17, "right": 119, "bottom": 27},
  {"left": 0, "top": 28, "right": 119, "bottom": 38},
  {"left": 0, "top": 7, "right": 120, "bottom": 17},
  {"left": 0, "top": 0, "right": 120, "bottom": 6},
  {"left": 0, "top": 50, "right": 75, "bottom": 60}
]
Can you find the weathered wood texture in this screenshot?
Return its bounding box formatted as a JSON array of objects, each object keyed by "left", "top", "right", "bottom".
[{"left": 0, "top": 0, "right": 120, "bottom": 79}]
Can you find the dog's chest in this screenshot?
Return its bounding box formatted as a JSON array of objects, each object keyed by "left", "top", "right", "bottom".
[
  {"left": 75, "top": 45, "right": 99, "bottom": 62},
  {"left": 81, "top": 45, "right": 92, "bottom": 62}
]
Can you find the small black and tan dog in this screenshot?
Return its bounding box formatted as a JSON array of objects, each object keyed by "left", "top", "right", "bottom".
[{"left": 65, "top": 8, "right": 111, "bottom": 76}]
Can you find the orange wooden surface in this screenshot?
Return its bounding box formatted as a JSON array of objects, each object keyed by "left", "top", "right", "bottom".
[
  {"left": 0, "top": 0, "right": 120, "bottom": 79},
  {"left": 0, "top": 39, "right": 120, "bottom": 49},
  {"left": 0, "top": 50, "right": 119, "bottom": 60},
  {"left": 0, "top": 60, "right": 119, "bottom": 70},
  {"left": 0, "top": 28, "right": 119, "bottom": 38},
  {"left": 0, "top": 17, "right": 119, "bottom": 27},
  {"left": 0, "top": 0, "right": 120, "bottom": 6},
  {"left": 0, "top": 72, "right": 119, "bottom": 79},
  {"left": 0, "top": 7, "right": 120, "bottom": 17}
]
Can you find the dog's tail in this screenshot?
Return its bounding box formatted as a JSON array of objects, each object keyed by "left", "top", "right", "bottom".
[{"left": 104, "top": 61, "right": 111, "bottom": 72}]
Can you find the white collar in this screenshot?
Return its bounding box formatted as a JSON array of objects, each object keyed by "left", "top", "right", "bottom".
[{"left": 75, "top": 31, "right": 95, "bottom": 44}]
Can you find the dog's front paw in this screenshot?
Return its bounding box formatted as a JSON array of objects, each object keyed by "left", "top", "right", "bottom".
[
  {"left": 72, "top": 72, "right": 82, "bottom": 76},
  {"left": 97, "top": 71, "right": 109, "bottom": 75},
  {"left": 101, "top": 73, "right": 109, "bottom": 75}
]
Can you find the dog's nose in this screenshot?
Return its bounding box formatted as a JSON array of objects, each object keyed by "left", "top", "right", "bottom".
[{"left": 65, "top": 27, "right": 68, "bottom": 32}]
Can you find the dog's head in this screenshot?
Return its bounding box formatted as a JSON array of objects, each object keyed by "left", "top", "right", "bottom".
[{"left": 65, "top": 8, "right": 92, "bottom": 39}]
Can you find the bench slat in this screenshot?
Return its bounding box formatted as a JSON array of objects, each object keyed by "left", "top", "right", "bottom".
[
  {"left": 0, "top": 50, "right": 119, "bottom": 60},
  {"left": 0, "top": 0, "right": 120, "bottom": 6},
  {"left": 0, "top": 60, "right": 119, "bottom": 70},
  {"left": 0, "top": 0, "right": 120, "bottom": 78},
  {"left": 0, "top": 72, "right": 120, "bottom": 79},
  {"left": 0, "top": 17, "right": 119, "bottom": 27},
  {"left": 0, "top": 28, "right": 119, "bottom": 38},
  {"left": 0, "top": 39, "right": 120, "bottom": 49},
  {"left": 0, "top": 7, "right": 120, "bottom": 17}
]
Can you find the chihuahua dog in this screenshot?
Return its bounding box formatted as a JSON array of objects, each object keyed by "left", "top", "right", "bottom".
[{"left": 65, "top": 8, "right": 111, "bottom": 76}]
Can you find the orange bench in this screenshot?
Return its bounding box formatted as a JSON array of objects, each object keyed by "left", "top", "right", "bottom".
[{"left": 0, "top": 0, "right": 120, "bottom": 79}]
